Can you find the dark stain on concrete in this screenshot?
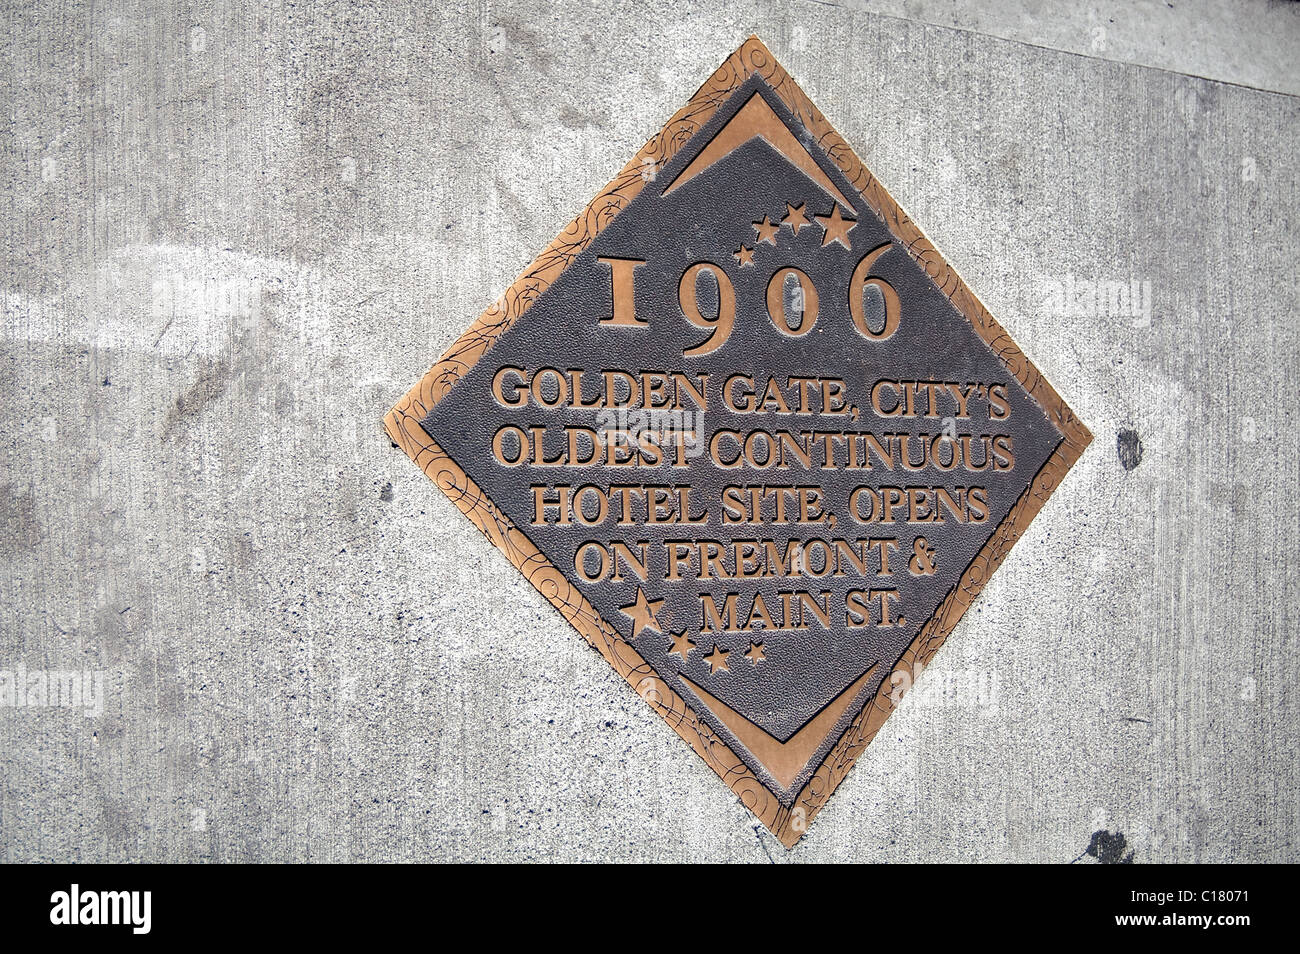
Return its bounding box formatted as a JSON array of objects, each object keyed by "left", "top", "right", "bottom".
[
  {"left": 0, "top": 483, "right": 42, "bottom": 554},
  {"left": 1117, "top": 429, "right": 1144, "bottom": 471},
  {"left": 1073, "top": 829, "right": 1135, "bottom": 864},
  {"left": 487, "top": 17, "right": 553, "bottom": 72},
  {"left": 164, "top": 358, "right": 231, "bottom": 437},
  {"left": 557, "top": 104, "right": 608, "bottom": 130},
  {"left": 378, "top": 482, "right": 393, "bottom": 503},
  {"left": 99, "top": 794, "right": 139, "bottom": 860}
]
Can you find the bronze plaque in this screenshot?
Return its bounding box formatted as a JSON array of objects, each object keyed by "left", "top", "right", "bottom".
[{"left": 385, "top": 37, "right": 1091, "bottom": 846}]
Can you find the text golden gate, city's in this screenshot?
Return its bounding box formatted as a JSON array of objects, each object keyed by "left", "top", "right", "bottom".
[{"left": 385, "top": 36, "right": 1091, "bottom": 846}]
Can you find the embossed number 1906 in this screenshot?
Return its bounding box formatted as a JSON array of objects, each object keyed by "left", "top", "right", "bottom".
[{"left": 598, "top": 244, "right": 900, "bottom": 356}]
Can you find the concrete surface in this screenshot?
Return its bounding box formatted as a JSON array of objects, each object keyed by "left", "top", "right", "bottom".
[
  {"left": 1, "top": 0, "right": 1296, "bottom": 862},
  {"left": 837, "top": 0, "right": 1300, "bottom": 96}
]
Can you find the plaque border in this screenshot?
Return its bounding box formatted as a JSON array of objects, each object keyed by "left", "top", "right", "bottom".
[{"left": 383, "top": 36, "right": 1093, "bottom": 847}]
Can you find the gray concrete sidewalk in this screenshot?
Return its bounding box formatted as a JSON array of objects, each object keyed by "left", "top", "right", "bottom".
[{"left": 1, "top": 1, "right": 1296, "bottom": 862}]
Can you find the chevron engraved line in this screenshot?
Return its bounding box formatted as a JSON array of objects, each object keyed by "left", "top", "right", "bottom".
[
  {"left": 661, "top": 90, "right": 854, "bottom": 211},
  {"left": 679, "top": 663, "right": 879, "bottom": 791}
]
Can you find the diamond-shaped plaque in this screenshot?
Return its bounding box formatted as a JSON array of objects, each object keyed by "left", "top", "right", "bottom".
[{"left": 385, "top": 37, "right": 1091, "bottom": 847}]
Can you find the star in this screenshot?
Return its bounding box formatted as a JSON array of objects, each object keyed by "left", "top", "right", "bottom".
[
  {"left": 815, "top": 205, "right": 857, "bottom": 249},
  {"left": 752, "top": 215, "right": 780, "bottom": 245},
  {"left": 744, "top": 642, "right": 766, "bottom": 665},
  {"left": 733, "top": 245, "right": 755, "bottom": 267},
  {"left": 781, "top": 202, "right": 811, "bottom": 235},
  {"left": 667, "top": 630, "right": 696, "bottom": 662},
  {"left": 703, "top": 644, "right": 730, "bottom": 674},
  {"left": 619, "top": 587, "right": 664, "bottom": 640}
]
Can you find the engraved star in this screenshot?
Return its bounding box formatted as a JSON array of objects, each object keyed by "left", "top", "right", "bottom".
[
  {"left": 703, "top": 644, "right": 730, "bottom": 674},
  {"left": 667, "top": 630, "right": 696, "bottom": 662},
  {"left": 734, "top": 245, "right": 755, "bottom": 267},
  {"left": 744, "top": 642, "right": 766, "bottom": 666},
  {"left": 815, "top": 205, "right": 857, "bottom": 249},
  {"left": 752, "top": 215, "right": 780, "bottom": 245},
  {"left": 620, "top": 587, "right": 665, "bottom": 640},
  {"left": 781, "top": 202, "right": 811, "bottom": 235}
]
